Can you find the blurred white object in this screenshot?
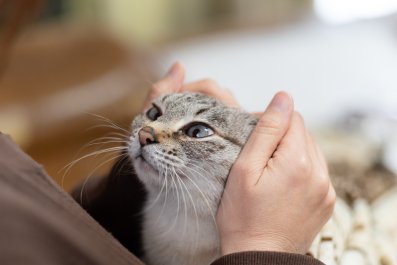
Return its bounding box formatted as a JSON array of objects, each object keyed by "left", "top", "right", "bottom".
[
  {"left": 161, "top": 19, "right": 397, "bottom": 263},
  {"left": 335, "top": 108, "right": 397, "bottom": 175},
  {"left": 162, "top": 16, "right": 397, "bottom": 128},
  {"left": 162, "top": 12, "right": 397, "bottom": 174},
  {"left": 383, "top": 135, "right": 397, "bottom": 175},
  {"left": 315, "top": 0, "right": 397, "bottom": 24},
  {"left": 308, "top": 193, "right": 397, "bottom": 265}
]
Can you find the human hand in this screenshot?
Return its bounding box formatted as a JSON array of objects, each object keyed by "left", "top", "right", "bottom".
[
  {"left": 144, "top": 64, "right": 334, "bottom": 254},
  {"left": 142, "top": 62, "right": 239, "bottom": 109},
  {"left": 216, "top": 92, "right": 336, "bottom": 255}
]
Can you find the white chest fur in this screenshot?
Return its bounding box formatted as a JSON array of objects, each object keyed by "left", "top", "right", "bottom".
[{"left": 142, "top": 192, "right": 220, "bottom": 265}]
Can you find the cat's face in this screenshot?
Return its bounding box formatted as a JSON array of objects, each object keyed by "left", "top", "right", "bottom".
[{"left": 128, "top": 93, "right": 257, "bottom": 206}]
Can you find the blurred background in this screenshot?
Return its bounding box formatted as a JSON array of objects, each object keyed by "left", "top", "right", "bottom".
[{"left": 1, "top": 0, "right": 397, "bottom": 196}]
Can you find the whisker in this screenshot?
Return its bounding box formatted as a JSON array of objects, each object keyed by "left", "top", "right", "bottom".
[
  {"left": 80, "top": 152, "right": 127, "bottom": 206},
  {"left": 62, "top": 146, "right": 127, "bottom": 173},
  {"left": 186, "top": 161, "right": 233, "bottom": 209},
  {"left": 186, "top": 161, "right": 234, "bottom": 220},
  {"left": 67, "top": 135, "right": 126, "bottom": 167},
  {"left": 104, "top": 131, "right": 130, "bottom": 139},
  {"left": 84, "top": 124, "right": 130, "bottom": 137},
  {"left": 114, "top": 155, "right": 132, "bottom": 180},
  {"left": 185, "top": 162, "right": 221, "bottom": 192},
  {"left": 162, "top": 168, "right": 181, "bottom": 236},
  {"left": 85, "top": 140, "right": 127, "bottom": 148},
  {"left": 142, "top": 169, "right": 168, "bottom": 213},
  {"left": 180, "top": 167, "right": 218, "bottom": 234},
  {"left": 185, "top": 162, "right": 224, "bottom": 206},
  {"left": 171, "top": 170, "right": 181, "bottom": 230},
  {"left": 87, "top": 136, "right": 126, "bottom": 143},
  {"left": 174, "top": 169, "right": 188, "bottom": 238},
  {"left": 85, "top": 112, "right": 131, "bottom": 135},
  {"left": 176, "top": 168, "right": 201, "bottom": 254},
  {"left": 154, "top": 151, "right": 184, "bottom": 164},
  {"left": 154, "top": 164, "right": 169, "bottom": 226},
  {"left": 60, "top": 146, "right": 127, "bottom": 188}
]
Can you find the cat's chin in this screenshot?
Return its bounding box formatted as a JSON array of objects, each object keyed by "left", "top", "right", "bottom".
[
  {"left": 132, "top": 156, "right": 163, "bottom": 188},
  {"left": 134, "top": 155, "right": 158, "bottom": 173}
]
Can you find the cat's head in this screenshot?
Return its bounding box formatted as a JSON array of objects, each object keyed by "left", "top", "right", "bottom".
[{"left": 128, "top": 92, "right": 257, "bottom": 203}]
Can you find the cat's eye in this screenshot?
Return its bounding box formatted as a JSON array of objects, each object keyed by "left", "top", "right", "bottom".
[
  {"left": 146, "top": 105, "right": 162, "bottom": 121},
  {"left": 184, "top": 123, "right": 214, "bottom": 138}
]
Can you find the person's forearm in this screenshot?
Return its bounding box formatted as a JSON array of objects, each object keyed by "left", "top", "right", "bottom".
[{"left": 211, "top": 251, "right": 324, "bottom": 265}]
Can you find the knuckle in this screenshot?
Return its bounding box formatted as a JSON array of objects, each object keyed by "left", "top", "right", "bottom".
[
  {"left": 201, "top": 79, "right": 218, "bottom": 89},
  {"left": 293, "top": 111, "right": 303, "bottom": 122},
  {"left": 150, "top": 83, "right": 166, "bottom": 97},
  {"left": 292, "top": 112, "right": 306, "bottom": 129},
  {"left": 231, "top": 161, "right": 248, "bottom": 176},
  {"left": 224, "top": 88, "right": 233, "bottom": 96},
  {"left": 314, "top": 174, "right": 331, "bottom": 199},
  {"left": 317, "top": 174, "right": 330, "bottom": 193},
  {"left": 286, "top": 154, "right": 312, "bottom": 185},
  {"left": 292, "top": 112, "right": 305, "bottom": 126},
  {"left": 296, "top": 154, "right": 310, "bottom": 173},
  {"left": 255, "top": 115, "right": 282, "bottom": 136},
  {"left": 324, "top": 187, "right": 336, "bottom": 210}
]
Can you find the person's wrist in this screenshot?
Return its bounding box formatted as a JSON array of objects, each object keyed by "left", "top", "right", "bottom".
[{"left": 220, "top": 233, "right": 299, "bottom": 256}]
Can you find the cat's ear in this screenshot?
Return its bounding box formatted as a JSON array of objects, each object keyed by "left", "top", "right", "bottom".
[{"left": 143, "top": 62, "right": 185, "bottom": 109}]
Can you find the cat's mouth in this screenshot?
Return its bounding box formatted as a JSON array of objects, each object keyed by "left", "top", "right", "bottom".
[{"left": 135, "top": 153, "right": 158, "bottom": 173}]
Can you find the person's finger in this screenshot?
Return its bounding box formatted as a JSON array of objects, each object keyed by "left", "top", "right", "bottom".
[
  {"left": 154, "top": 62, "right": 185, "bottom": 93},
  {"left": 182, "top": 80, "right": 240, "bottom": 107},
  {"left": 233, "top": 92, "right": 294, "bottom": 183},
  {"left": 325, "top": 184, "right": 336, "bottom": 212},
  {"left": 279, "top": 119, "right": 330, "bottom": 203},
  {"left": 264, "top": 112, "right": 310, "bottom": 183},
  {"left": 143, "top": 62, "right": 185, "bottom": 109},
  {"left": 252, "top": 112, "right": 263, "bottom": 118},
  {"left": 277, "top": 113, "right": 308, "bottom": 158},
  {"left": 306, "top": 132, "right": 328, "bottom": 172},
  {"left": 313, "top": 141, "right": 328, "bottom": 173}
]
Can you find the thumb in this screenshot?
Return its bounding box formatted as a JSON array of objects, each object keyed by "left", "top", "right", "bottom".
[
  {"left": 236, "top": 91, "right": 294, "bottom": 181},
  {"left": 143, "top": 62, "right": 185, "bottom": 109}
]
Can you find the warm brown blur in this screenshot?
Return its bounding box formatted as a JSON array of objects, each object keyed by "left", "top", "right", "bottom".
[
  {"left": 3, "top": 0, "right": 394, "bottom": 194},
  {"left": 0, "top": 0, "right": 311, "bottom": 191},
  {"left": 0, "top": 0, "right": 44, "bottom": 76},
  {"left": 0, "top": 1, "right": 154, "bottom": 190}
]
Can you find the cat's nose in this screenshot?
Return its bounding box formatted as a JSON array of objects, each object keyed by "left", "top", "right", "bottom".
[{"left": 139, "top": 126, "right": 158, "bottom": 146}]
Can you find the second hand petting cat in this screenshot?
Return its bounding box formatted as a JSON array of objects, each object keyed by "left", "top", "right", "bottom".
[{"left": 129, "top": 92, "right": 258, "bottom": 265}]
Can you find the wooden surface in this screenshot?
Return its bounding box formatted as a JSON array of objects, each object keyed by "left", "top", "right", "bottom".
[{"left": 0, "top": 24, "right": 155, "bottom": 191}]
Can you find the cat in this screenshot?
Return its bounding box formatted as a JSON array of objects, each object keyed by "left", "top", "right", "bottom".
[
  {"left": 72, "top": 91, "right": 395, "bottom": 264},
  {"left": 128, "top": 92, "right": 258, "bottom": 265}
]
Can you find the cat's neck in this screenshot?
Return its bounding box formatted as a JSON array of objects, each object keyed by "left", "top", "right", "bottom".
[
  {"left": 144, "top": 185, "right": 218, "bottom": 217},
  {"left": 142, "top": 187, "right": 220, "bottom": 265}
]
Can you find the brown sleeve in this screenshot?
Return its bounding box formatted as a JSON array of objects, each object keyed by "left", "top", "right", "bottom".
[
  {"left": 0, "top": 133, "right": 144, "bottom": 265},
  {"left": 71, "top": 152, "right": 147, "bottom": 258},
  {"left": 72, "top": 156, "right": 326, "bottom": 265},
  {"left": 211, "top": 251, "right": 325, "bottom": 265}
]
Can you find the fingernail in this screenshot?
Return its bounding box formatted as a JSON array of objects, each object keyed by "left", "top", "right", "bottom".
[
  {"left": 166, "top": 62, "right": 179, "bottom": 77},
  {"left": 268, "top": 92, "right": 292, "bottom": 113}
]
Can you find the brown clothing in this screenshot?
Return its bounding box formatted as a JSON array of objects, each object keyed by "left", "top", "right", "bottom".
[{"left": 0, "top": 133, "right": 323, "bottom": 265}]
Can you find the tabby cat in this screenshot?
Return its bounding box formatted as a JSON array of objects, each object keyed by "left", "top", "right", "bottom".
[{"left": 128, "top": 92, "right": 258, "bottom": 265}]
